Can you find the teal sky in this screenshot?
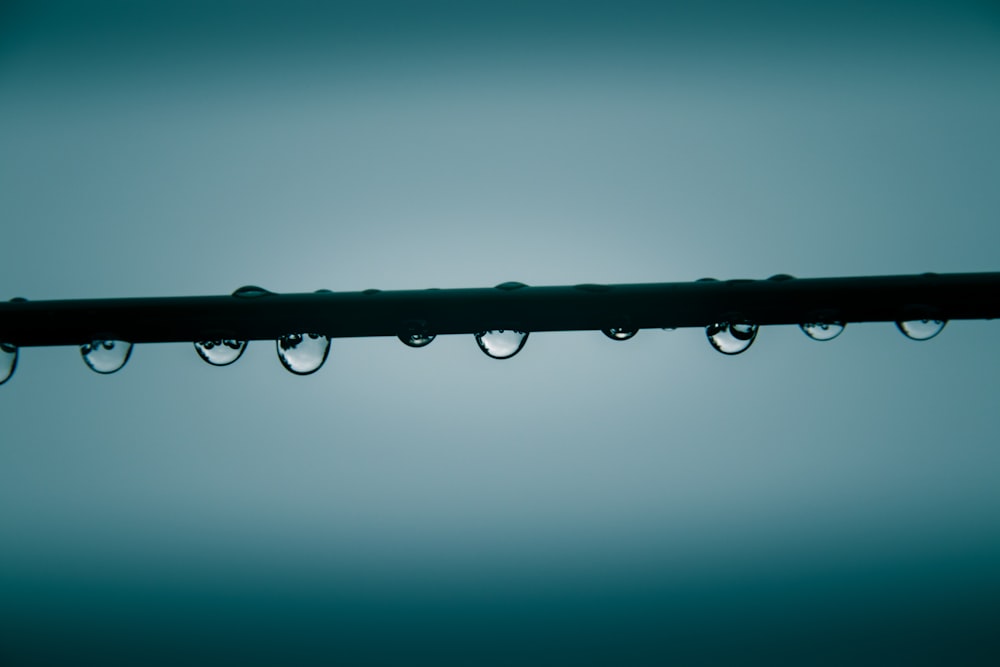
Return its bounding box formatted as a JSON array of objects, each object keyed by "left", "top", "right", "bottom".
[{"left": 1, "top": 1, "right": 999, "bottom": 663}]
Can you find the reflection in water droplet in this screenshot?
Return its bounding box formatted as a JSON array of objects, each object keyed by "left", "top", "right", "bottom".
[
  {"left": 194, "top": 339, "right": 247, "bottom": 366},
  {"left": 81, "top": 340, "right": 133, "bottom": 374},
  {"left": 897, "top": 319, "right": 947, "bottom": 341},
  {"left": 800, "top": 321, "right": 845, "bottom": 341},
  {"left": 603, "top": 328, "right": 637, "bottom": 341},
  {"left": 276, "top": 333, "right": 330, "bottom": 374},
  {"left": 1, "top": 342, "right": 17, "bottom": 386},
  {"left": 399, "top": 333, "right": 436, "bottom": 348},
  {"left": 706, "top": 322, "right": 758, "bottom": 355},
  {"left": 232, "top": 285, "right": 274, "bottom": 298},
  {"left": 475, "top": 330, "right": 528, "bottom": 359}
]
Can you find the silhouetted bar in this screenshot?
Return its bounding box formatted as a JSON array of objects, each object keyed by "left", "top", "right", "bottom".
[{"left": 1, "top": 273, "right": 998, "bottom": 347}]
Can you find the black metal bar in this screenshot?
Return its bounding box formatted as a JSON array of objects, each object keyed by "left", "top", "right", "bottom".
[{"left": 1, "top": 273, "right": 998, "bottom": 347}]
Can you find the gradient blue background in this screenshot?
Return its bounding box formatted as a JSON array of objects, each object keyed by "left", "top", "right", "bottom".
[{"left": 2, "top": 1, "right": 999, "bottom": 663}]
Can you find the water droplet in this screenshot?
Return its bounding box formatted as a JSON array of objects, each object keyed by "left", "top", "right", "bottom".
[
  {"left": 475, "top": 330, "right": 528, "bottom": 359},
  {"left": 1, "top": 342, "right": 17, "bottom": 386},
  {"left": 399, "top": 320, "right": 434, "bottom": 347},
  {"left": 495, "top": 281, "right": 528, "bottom": 291},
  {"left": 768, "top": 273, "right": 796, "bottom": 282},
  {"left": 800, "top": 321, "right": 845, "bottom": 341},
  {"left": 276, "top": 333, "right": 330, "bottom": 374},
  {"left": 897, "top": 319, "right": 946, "bottom": 341},
  {"left": 603, "top": 328, "right": 637, "bottom": 341},
  {"left": 81, "top": 340, "right": 133, "bottom": 374},
  {"left": 399, "top": 333, "right": 436, "bottom": 348},
  {"left": 194, "top": 339, "right": 247, "bottom": 366},
  {"left": 232, "top": 285, "right": 274, "bottom": 298},
  {"left": 362, "top": 288, "right": 381, "bottom": 295},
  {"left": 706, "top": 322, "right": 758, "bottom": 355},
  {"left": 9, "top": 297, "right": 28, "bottom": 303},
  {"left": 696, "top": 277, "right": 718, "bottom": 282}
]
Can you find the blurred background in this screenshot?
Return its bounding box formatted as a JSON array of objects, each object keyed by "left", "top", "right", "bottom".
[{"left": 1, "top": 1, "right": 999, "bottom": 663}]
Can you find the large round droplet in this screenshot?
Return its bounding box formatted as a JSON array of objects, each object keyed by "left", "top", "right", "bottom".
[
  {"left": 800, "top": 321, "right": 845, "bottom": 341},
  {"left": 399, "top": 333, "right": 436, "bottom": 348},
  {"left": 276, "top": 333, "right": 330, "bottom": 375},
  {"left": 232, "top": 285, "right": 274, "bottom": 298},
  {"left": 194, "top": 339, "right": 247, "bottom": 366},
  {"left": 475, "top": 330, "right": 528, "bottom": 359},
  {"left": 81, "top": 340, "right": 133, "bottom": 374},
  {"left": 897, "top": 319, "right": 946, "bottom": 341},
  {"left": 1, "top": 342, "right": 17, "bottom": 386},
  {"left": 602, "top": 328, "right": 637, "bottom": 341},
  {"left": 706, "top": 322, "right": 758, "bottom": 355}
]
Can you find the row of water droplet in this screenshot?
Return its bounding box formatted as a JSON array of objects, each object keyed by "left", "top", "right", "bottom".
[{"left": 0, "top": 319, "right": 948, "bottom": 385}]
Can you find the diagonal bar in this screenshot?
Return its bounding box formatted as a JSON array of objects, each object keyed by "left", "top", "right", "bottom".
[{"left": 1, "top": 273, "right": 998, "bottom": 347}]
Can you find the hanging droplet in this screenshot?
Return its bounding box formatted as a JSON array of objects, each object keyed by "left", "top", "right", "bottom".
[
  {"left": 276, "top": 333, "right": 330, "bottom": 375},
  {"left": 800, "top": 321, "right": 845, "bottom": 341},
  {"left": 475, "top": 330, "right": 528, "bottom": 359},
  {"left": 232, "top": 285, "right": 274, "bottom": 298},
  {"left": 81, "top": 340, "right": 133, "bottom": 374},
  {"left": 1, "top": 342, "right": 17, "bottom": 386},
  {"left": 602, "top": 328, "right": 637, "bottom": 341},
  {"left": 897, "top": 319, "right": 946, "bottom": 341},
  {"left": 399, "top": 319, "right": 434, "bottom": 348},
  {"left": 706, "top": 322, "right": 758, "bottom": 355},
  {"left": 194, "top": 339, "right": 247, "bottom": 366},
  {"left": 399, "top": 333, "right": 436, "bottom": 348}
]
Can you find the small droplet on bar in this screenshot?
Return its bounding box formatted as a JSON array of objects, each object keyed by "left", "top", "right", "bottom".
[
  {"left": 0, "top": 342, "right": 17, "bottom": 386},
  {"left": 706, "top": 322, "right": 758, "bottom": 355},
  {"left": 476, "top": 330, "right": 528, "bottom": 359},
  {"left": 800, "top": 322, "right": 845, "bottom": 341},
  {"left": 81, "top": 340, "right": 133, "bottom": 374},
  {"left": 399, "top": 333, "right": 436, "bottom": 348},
  {"left": 195, "top": 340, "right": 247, "bottom": 366},
  {"left": 276, "top": 333, "right": 330, "bottom": 374},
  {"left": 232, "top": 285, "right": 274, "bottom": 298},
  {"left": 897, "top": 319, "right": 946, "bottom": 341},
  {"left": 495, "top": 281, "right": 528, "bottom": 291},
  {"left": 602, "top": 328, "right": 637, "bottom": 341}
]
